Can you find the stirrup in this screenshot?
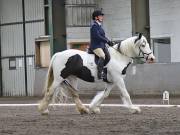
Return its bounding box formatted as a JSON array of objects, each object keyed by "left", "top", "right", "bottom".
[{"left": 98, "top": 71, "right": 106, "bottom": 80}]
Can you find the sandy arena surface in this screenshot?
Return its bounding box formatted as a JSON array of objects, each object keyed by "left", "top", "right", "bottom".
[{"left": 0, "top": 97, "right": 180, "bottom": 135}]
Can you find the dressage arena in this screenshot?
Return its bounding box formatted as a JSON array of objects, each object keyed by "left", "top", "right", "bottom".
[{"left": 0, "top": 97, "right": 180, "bottom": 135}]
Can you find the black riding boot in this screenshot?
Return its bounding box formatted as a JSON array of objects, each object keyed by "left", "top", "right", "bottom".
[{"left": 97, "top": 57, "right": 105, "bottom": 79}]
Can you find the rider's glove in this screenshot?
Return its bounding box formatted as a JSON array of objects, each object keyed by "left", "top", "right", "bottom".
[{"left": 107, "top": 41, "right": 114, "bottom": 46}]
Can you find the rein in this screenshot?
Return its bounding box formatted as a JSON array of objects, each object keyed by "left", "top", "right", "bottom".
[{"left": 110, "top": 41, "right": 122, "bottom": 54}]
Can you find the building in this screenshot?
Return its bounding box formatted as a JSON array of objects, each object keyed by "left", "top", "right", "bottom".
[
  {"left": 0, "top": 0, "right": 45, "bottom": 96},
  {"left": 0, "top": 0, "right": 180, "bottom": 96}
]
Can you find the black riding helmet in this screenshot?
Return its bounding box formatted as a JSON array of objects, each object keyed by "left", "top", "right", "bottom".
[{"left": 92, "top": 10, "right": 104, "bottom": 20}]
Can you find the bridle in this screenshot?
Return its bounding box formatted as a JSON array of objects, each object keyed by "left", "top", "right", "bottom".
[
  {"left": 110, "top": 40, "right": 152, "bottom": 60},
  {"left": 138, "top": 45, "right": 152, "bottom": 60}
]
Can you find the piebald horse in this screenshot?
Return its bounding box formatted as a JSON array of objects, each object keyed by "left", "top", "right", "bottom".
[{"left": 38, "top": 33, "right": 155, "bottom": 115}]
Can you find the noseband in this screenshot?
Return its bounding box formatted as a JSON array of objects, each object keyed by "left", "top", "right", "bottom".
[{"left": 138, "top": 46, "right": 152, "bottom": 60}]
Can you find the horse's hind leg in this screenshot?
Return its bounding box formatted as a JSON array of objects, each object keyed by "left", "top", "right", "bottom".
[
  {"left": 64, "top": 77, "right": 89, "bottom": 114},
  {"left": 38, "top": 80, "right": 60, "bottom": 115}
]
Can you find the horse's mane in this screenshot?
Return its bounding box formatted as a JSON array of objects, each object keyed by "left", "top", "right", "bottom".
[{"left": 111, "top": 36, "right": 137, "bottom": 58}]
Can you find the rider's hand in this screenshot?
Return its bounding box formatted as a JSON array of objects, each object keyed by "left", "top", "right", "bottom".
[{"left": 107, "top": 41, "right": 114, "bottom": 46}]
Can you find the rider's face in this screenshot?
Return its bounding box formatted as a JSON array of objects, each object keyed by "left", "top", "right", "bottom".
[{"left": 95, "top": 15, "right": 104, "bottom": 22}]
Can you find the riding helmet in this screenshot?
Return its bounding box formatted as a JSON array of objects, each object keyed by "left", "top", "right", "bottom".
[{"left": 92, "top": 10, "right": 104, "bottom": 20}]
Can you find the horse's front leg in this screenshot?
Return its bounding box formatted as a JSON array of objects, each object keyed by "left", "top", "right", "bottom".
[
  {"left": 89, "top": 83, "right": 114, "bottom": 114},
  {"left": 116, "top": 78, "right": 141, "bottom": 114}
]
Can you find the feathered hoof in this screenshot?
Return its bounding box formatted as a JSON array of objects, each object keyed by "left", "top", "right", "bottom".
[
  {"left": 90, "top": 107, "right": 101, "bottom": 114},
  {"left": 129, "top": 106, "right": 141, "bottom": 114},
  {"left": 78, "top": 107, "right": 90, "bottom": 115},
  {"left": 38, "top": 100, "right": 49, "bottom": 115},
  {"left": 40, "top": 109, "right": 49, "bottom": 115}
]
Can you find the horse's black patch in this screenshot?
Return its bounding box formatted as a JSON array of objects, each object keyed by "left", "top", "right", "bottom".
[
  {"left": 61, "top": 54, "right": 94, "bottom": 82},
  {"left": 122, "top": 62, "right": 131, "bottom": 75}
]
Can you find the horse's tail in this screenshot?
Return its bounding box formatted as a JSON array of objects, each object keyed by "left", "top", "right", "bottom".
[{"left": 43, "top": 54, "right": 56, "bottom": 94}]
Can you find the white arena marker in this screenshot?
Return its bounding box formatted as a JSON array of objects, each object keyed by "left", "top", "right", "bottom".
[{"left": 163, "top": 91, "right": 169, "bottom": 105}]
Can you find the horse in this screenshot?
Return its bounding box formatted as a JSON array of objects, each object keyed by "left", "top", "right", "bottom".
[{"left": 38, "top": 33, "right": 155, "bottom": 115}]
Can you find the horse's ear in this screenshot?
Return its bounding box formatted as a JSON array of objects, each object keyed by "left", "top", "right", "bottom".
[
  {"left": 138, "top": 33, "right": 142, "bottom": 39},
  {"left": 134, "top": 33, "right": 142, "bottom": 44}
]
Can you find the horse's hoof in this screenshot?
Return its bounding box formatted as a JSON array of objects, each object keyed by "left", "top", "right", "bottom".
[
  {"left": 90, "top": 107, "right": 101, "bottom": 114},
  {"left": 38, "top": 101, "right": 49, "bottom": 114},
  {"left": 41, "top": 109, "right": 49, "bottom": 115},
  {"left": 129, "top": 106, "right": 141, "bottom": 114},
  {"left": 78, "top": 107, "right": 90, "bottom": 115}
]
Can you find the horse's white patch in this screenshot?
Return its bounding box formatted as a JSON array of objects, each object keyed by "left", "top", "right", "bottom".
[{"left": 86, "top": 55, "right": 95, "bottom": 68}]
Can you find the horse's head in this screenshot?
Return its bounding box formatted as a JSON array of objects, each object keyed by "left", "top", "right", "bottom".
[{"left": 133, "top": 33, "right": 155, "bottom": 63}]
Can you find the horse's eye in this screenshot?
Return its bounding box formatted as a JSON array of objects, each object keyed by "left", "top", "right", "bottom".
[{"left": 141, "top": 44, "right": 145, "bottom": 47}]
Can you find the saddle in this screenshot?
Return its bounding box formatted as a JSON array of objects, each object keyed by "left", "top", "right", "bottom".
[{"left": 87, "top": 47, "right": 111, "bottom": 66}]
